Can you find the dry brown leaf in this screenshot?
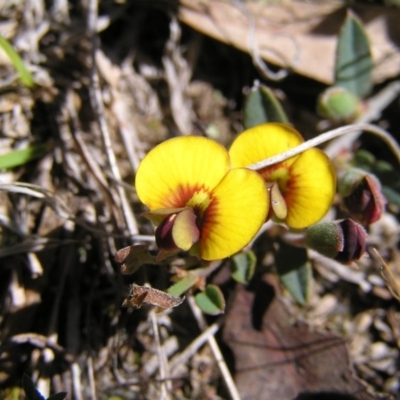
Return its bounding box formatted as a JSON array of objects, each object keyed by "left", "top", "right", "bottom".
[
  {"left": 122, "top": 284, "right": 185, "bottom": 309},
  {"left": 179, "top": 0, "right": 400, "bottom": 85},
  {"left": 223, "top": 281, "right": 381, "bottom": 400}
]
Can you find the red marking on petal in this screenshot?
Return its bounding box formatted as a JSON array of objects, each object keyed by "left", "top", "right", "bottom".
[
  {"left": 167, "top": 184, "right": 208, "bottom": 208},
  {"left": 199, "top": 196, "right": 219, "bottom": 246},
  {"left": 279, "top": 171, "right": 298, "bottom": 206}
]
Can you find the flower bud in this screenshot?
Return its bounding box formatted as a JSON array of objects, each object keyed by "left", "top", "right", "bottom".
[
  {"left": 143, "top": 207, "right": 200, "bottom": 260},
  {"left": 269, "top": 182, "right": 287, "bottom": 221},
  {"left": 317, "top": 86, "right": 363, "bottom": 123},
  {"left": 338, "top": 168, "right": 385, "bottom": 225},
  {"left": 305, "top": 219, "right": 367, "bottom": 264}
]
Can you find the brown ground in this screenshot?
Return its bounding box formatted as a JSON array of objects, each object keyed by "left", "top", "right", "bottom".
[{"left": 1, "top": 1, "right": 400, "bottom": 399}]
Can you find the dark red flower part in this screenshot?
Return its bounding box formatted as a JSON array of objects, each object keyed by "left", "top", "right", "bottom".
[
  {"left": 152, "top": 208, "right": 201, "bottom": 260},
  {"left": 343, "top": 175, "right": 385, "bottom": 226},
  {"left": 155, "top": 214, "right": 179, "bottom": 252},
  {"left": 335, "top": 218, "right": 367, "bottom": 264},
  {"left": 305, "top": 218, "right": 367, "bottom": 264}
]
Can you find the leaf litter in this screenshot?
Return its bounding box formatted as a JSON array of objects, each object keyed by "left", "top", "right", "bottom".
[{"left": 0, "top": 0, "right": 400, "bottom": 399}]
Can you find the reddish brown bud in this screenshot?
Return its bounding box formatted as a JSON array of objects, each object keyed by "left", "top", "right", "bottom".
[
  {"left": 335, "top": 219, "right": 367, "bottom": 263},
  {"left": 339, "top": 169, "right": 385, "bottom": 225},
  {"left": 305, "top": 218, "right": 367, "bottom": 264}
]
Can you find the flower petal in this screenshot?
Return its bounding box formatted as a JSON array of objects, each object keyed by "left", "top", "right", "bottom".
[
  {"left": 200, "top": 168, "right": 268, "bottom": 260},
  {"left": 229, "top": 123, "right": 303, "bottom": 168},
  {"left": 142, "top": 207, "right": 186, "bottom": 226},
  {"left": 136, "top": 136, "right": 230, "bottom": 209},
  {"left": 172, "top": 208, "right": 200, "bottom": 251},
  {"left": 284, "top": 148, "right": 336, "bottom": 228}
]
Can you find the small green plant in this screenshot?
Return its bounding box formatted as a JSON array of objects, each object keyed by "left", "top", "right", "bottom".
[
  {"left": 317, "top": 10, "right": 372, "bottom": 123},
  {"left": 0, "top": 35, "right": 34, "bottom": 88},
  {"left": 0, "top": 143, "right": 52, "bottom": 170},
  {"left": 116, "top": 8, "right": 395, "bottom": 311}
]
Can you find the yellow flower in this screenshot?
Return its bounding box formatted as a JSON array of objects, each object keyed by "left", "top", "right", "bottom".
[
  {"left": 135, "top": 136, "right": 268, "bottom": 260},
  {"left": 229, "top": 123, "right": 336, "bottom": 229}
]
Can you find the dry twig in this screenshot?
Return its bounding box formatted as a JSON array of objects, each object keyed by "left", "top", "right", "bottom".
[
  {"left": 86, "top": 0, "right": 138, "bottom": 238},
  {"left": 188, "top": 296, "right": 241, "bottom": 400}
]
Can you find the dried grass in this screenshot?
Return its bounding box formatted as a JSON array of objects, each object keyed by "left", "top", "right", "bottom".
[{"left": 0, "top": 1, "right": 399, "bottom": 399}]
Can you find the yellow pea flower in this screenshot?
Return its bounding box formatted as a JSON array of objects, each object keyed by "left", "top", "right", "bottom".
[
  {"left": 135, "top": 136, "right": 268, "bottom": 260},
  {"left": 229, "top": 123, "right": 336, "bottom": 229}
]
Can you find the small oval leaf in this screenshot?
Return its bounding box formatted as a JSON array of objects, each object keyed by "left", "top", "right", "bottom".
[
  {"left": 231, "top": 251, "right": 257, "bottom": 284},
  {"left": 195, "top": 284, "right": 225, "bottom": 315},
  {"left": 335, "top": 10, "right": 372, "bottom": 98},
  {"left": 167, "top": 274, "right": 198, "bottom": 298},
  {"left": 0, "top": 143, "right": 52, "bottom": 170},
  {"left": 244, "top": 82, "right": 288, "bottom": 129},
  {"left": 275, "top": 241, "right": 311, "bottom": 305}
]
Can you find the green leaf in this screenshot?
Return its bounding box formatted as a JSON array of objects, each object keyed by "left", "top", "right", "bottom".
[
  {"left": 374, "top": 160, "right": 393, "bottom": 173},
  {"left": 230, "top": 251, "right": 257, "bottom": 284},
  {"left": 22, "top": 374, "right": 45, "bottom": 400},
  {"left": 195, "top": 284, "right": 225, "bottom": 315},
  {"left": 275, "top": 241, "right": 311, "bottom": 305},
  {"left": 353, "top": 149, "right": 376, "bottom": 168},
  {"left": 0, "top": 143, "right": 51, "bottom": 170},
  {"left": 382, "top": 186, "right": 400, "bottom": 207},
  {"left": 244, "top": 82, "right": 288, "bottom": 129},
  {"left": 47, "top": 393, "right": 68, "bottom": 400},
  {"left": 167, "top": 274, "right": 198, "bottom": 298},
  {"left": 0, "top": 35, "right": 34, "bottom": 88},
  {"left": 335, "top": 10, "right": 372, "bottom": 98}
]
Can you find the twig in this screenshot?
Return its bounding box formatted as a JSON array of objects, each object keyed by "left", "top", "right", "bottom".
[
  {"left": 308, "top": 250, "right": 371, "bottom": 293},
  {"left": 144, "top": 336, "right": 179, "bottom": 376},
  {"left": 46, "top": 220, "right": 76, "bottom": 338},
  {"left": 26, "top": 252, "right": 43, "bottom": 278},
  {"left": 188, "top": 296, "right": 241, "bottom": 400},
  {"left": 169, "top": 321, "right": 221, "bottom": 375},
  {"left": 0, "top": 183, "right": 152, "bottom": 241},
  {"left": 150, "top": 310, "right": 171, "bottom": 400},
  {"left": 37, "top": 375, "right": 50, "bottom": 399},
  {"left": 71, "top": 362, "right": 83, "bottom": 400},
  {"left": 113, "top": 58, "right": 143, "bottom": 173},
  {"left": 9, "top": 333, "right": 68, "bottom": 354},
  {"left": 87, "top": 0, "right": 138, "bottom": 238},
  {"left": 162, "top": 15, "right": 193, "bottom": 134},
  {"left": 372, "top": 248, "right": 400, "bottom": 302},
  {"left": 247, "top": 123, "right": 400, "bottom": 170},
  {"left": 87, "top": 356, "right": 97, "bottom": 400},
  {"left": 65, "top": 90, "right": 118, "bottom": 215}
]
